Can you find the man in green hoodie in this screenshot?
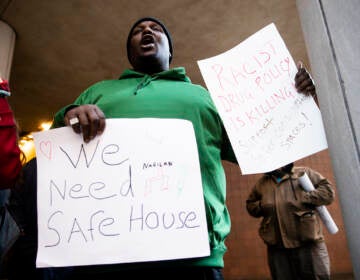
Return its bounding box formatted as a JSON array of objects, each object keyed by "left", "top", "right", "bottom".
[{"left": 51, "top": 17, "right": 316, "bottom": 280}]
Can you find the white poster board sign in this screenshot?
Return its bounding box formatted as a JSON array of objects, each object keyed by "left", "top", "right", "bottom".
[
  {"left": 197, "top": 23, "right": 328, "bottom": 174},
  {"left": 33, "top": 118, "right": 209, "bottom": 268}
]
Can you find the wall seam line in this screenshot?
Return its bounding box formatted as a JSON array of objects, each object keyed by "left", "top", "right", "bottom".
[{"left": 318, "top": 0, "right": 360, "bottom": 162}]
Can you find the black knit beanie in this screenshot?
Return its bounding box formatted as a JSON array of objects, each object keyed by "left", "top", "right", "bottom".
[{"left": 126, "top": 17, "right": 173, "bottom": 64}]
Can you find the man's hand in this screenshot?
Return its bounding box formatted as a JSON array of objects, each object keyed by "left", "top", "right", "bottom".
[
  {"left": 295, "top": 61, "right": 316, "bottom": 97},
  {"left": 64, "top": 104, "right": 106, "bottom": 143}
]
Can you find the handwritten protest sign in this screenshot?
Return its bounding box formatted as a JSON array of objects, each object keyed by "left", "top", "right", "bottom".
[
  {"left": 33, "top": 118, "right": 209, "bottom": 267},
  {"left": 197, "top": 23, "right": 328, "bottom": 174}
]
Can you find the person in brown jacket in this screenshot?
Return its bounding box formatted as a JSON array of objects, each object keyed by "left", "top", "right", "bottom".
[{"left": 246, "top": 162, "right": 335, "bottom": 280}]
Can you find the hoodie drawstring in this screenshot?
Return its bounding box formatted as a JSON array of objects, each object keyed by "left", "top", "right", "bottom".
[{"left": 134, "top": 76, "right": 154, "bottom": 95}]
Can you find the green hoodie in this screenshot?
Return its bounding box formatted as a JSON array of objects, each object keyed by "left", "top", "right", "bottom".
[{"left": 52, "top": 67, "right": 237, "bottom": 269}]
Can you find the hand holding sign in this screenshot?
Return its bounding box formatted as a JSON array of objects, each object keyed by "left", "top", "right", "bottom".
[
  {"left": 33, "top": 119, "right": 209, "bottom": 267},
  {"left": 197, "top": 23, "right": 327, "bottom": 174}
]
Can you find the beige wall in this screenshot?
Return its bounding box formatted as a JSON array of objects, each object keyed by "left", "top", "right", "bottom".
[
  {"left": 0, "top": 20, "right": 15, "bottom": 80},
  {"left": 296, "top": 0, "right": 360, "bottom": 278}
]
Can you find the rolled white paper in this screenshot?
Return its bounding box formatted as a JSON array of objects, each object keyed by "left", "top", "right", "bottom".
[{"left": 298, "top": 172, "right": 339, "bottom": 234}]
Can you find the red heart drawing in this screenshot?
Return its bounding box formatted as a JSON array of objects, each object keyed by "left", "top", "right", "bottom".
[{"left": 40, "top": 141, "right": 52, "bottom": 159}]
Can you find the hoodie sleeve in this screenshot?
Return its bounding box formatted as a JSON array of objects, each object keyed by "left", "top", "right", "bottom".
[
  {"left": 246, "top": 183, "right": 263, "bottom": 217},
  {"left": 50, "top": 82, "right": 104, "bottom": 128},
  {"left": 301, "top": 168, "right": 335, "bottom": 206}
]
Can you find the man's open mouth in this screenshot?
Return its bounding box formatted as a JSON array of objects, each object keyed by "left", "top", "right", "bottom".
[{"left": 141, "top": 35, "right": 155, "bottom": 49}]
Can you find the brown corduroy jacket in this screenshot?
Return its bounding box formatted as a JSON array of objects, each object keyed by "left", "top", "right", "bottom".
[{"left": 246, "top": 166, "right": 335, "bottom": 248}]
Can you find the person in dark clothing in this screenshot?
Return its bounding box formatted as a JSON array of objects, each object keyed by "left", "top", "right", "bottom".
[
  {"left": 6, "top": 158, "right": 40, "bottom": 279},
  {"left": 6, "top": 158, "right": 73, "bottom": 280}
]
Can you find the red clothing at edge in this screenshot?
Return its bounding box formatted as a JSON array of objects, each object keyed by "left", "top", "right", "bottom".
[{"left": 0, "top": 97, "right": 21, "bottom": 188}]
